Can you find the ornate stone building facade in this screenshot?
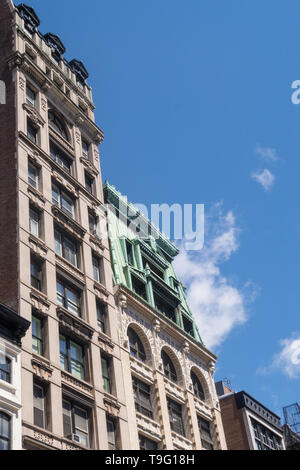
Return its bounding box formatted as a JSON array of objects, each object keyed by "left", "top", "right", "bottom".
[
  {"left": 104, "top": 183, "right": 227, "bottom": 450},
  {"left": 0, "top": 0, "right": 226, "bottom": 450},
  {"left": 0, "top": 1, "right": 130, "bottom": 450}
]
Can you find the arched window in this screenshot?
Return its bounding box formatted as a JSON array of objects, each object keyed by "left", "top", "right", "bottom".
[
  {"left": 161, "top": 350, "right": 177, "bottom": 383},
  {"left": 191, "top": 371, "right": 205, "bottom": 401},
  {"left": 0, "top": 412, "right": 10, "bottom": 450},
  {"left": 48, "top": 110, "right": 69, "bottom": 141},
  {"left": 128, "top": 327, "right": 146, "bottom": 363}
]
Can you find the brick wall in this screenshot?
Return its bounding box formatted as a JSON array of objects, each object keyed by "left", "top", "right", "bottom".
[
  {"left": 219, "top": 394, "right": 250, "bottom": 450},
  {"left": 0, "top": 0, "right": 18, "bottom": 311}
]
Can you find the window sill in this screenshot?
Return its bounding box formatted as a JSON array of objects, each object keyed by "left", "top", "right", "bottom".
[{"left": 0, "top": 378, "right": 16, "bottom": 395}]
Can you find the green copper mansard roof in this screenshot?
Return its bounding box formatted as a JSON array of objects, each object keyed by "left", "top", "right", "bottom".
[{"left": 104, "top": 182, "right": 204, "bottom": 346}]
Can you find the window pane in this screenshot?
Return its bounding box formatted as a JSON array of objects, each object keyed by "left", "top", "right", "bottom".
[
  {"left": 26, "top": 87, "right": 36, "bottom": 106},
  {"left": 92, "top": 257, "right": 100, "bottom": 282},
  {"left": 29, "top": 208, "right": 39, "bottom": 237},
  {"left": 28, "top": 164, "right": 38, "bottom": 188},
  {"left": 61, "top": 193, "right": 74, "bottom": 217},
  {"left": 54, "top": 231, "right": 62, "bottom": 257},
  {"left": 64, "top": 237, "right": 77, "bottom": 266}
]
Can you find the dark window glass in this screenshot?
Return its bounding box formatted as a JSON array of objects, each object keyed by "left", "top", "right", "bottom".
[
  {"left": 133, "top": 377, "right": 153, "bottom": 419},
  {"left": 52, "top": 184, "right": 74, "bottom": 218},
  {"left": 28, "top": 163, "right": 39, "bottom": 189},
  {"left": 161, "top": 350, "right": 177, "bottom": 383},
  {"left": 48, "top": 111, "right": 68, "bottom": 141},
  {"left": 54, "top": 229, "right": 78, "bottom": 267},
  {"left": 142, "top": 257, "right": 164, "bottom": 279},
  {"left": 82, "top": 140, "right": 89, "bottom": 159},
  {"left": 60, "top": 335, "right": 85, "bottom": 381},
  {"left": 33, "top": 383, "right": 46, "bottom": 429},
  {"left": 27, "top": 119, "right": 37, "bottom": 143},
  {"left": 131, "top": 276, "right": 147, "bottom": 301},
  {"left": 26, "top": 86, "right": 36, "bottom": 107},
  {"left": 0, "top": 412, "right": 10, "bottom": 450},
  {"left": 85, "top": 173, "right": 93, "bottom": 194},
  {"left": 106, "top": 417, "right": 117, "bottom": 450},
  {"left": 31, "top": 257, "right": 43, "bottom": 291},
  {"left": 198, "top": 417, "right": 214, "bottom": 450},
  {"left": 168, "top": 398, "right": 185, "bottom": 437},
  {"left": 126, "top": 240, "right": 135, "bottom": 265},
  {"left": 92, "top": 255, "right": 101, "bottom": 283},
  {"left": 32, "top": 315, "right": 43, "bottom": 356},
  {"left": 50, "top": 142, "right": 72, "bottom": 173},
  {"left": 191, "top": 372, "right": 205, "bottom": 401},
  {"left": 57, "top": 279, "right": 81, "bottom": 317},
  {"left": 139, "top": 434, "right": 158, "bottom": 450},
  {"left": 101, "top": 355, "right": 112, "bottom": 394},
  {"left": 29, "top": 207, "right": 40, "bottom": 238},
  {"left": 182, "top": 316, "right": 194, "bottom": 337},
  {"left": 0, "top": 355, "right": 11, "bottom": 384},
  {"left": 154, "top": 293, "right": 176, "bottom": 323},
  {"left": 128, "top": 327, "right": 146, "bottom": 363},
  {"left": 89, "top": 213, "right": 98, "bottom": 236},
  {"left": 97, "top": 302, "right": 106, "bottom": 333}
]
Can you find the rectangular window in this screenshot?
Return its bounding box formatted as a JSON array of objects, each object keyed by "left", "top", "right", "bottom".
[
  {"left": 29, "top": 207, "right": 40, "bottom": 238},
  {"left": 92, "top": 255, "right": 101, "bottom": 283},
  {"left": 85, "top": 173, "right": 94, "bottom": 194},
  {"left": 32, "top": 315, "right": 43, "bottom": 356},
  {"left": 97, "top": 302, "right": 106, "bottom": 333},
  {"left": 198, "top": 417, "right": 214, "bottom": 450},
  {"left": 62, "top": 400, "right": 90, "bottom": 448},
  {"left": 26, "top": 86, "right": 36, "bottom": 107},
  {"left": 60, "top": 334, "right": 85, "bottom": 381},
  {"left": 82, "top": 140, "right": 89, "bottom": 159},
  {"left": 33, "top": 383, "right": 46, "bottom": 429},
  {"left": 89, "top": 213, "right": 100, "bottom": 237},
  {"left": 50, "top": 141, "right": 72, "bottom": 173},
  {"left": 154, "top": 293, "right": 176, "bottom": 323},
  {"left": 54, "top": 229, "right": 78, "bottom": 267},
  {"left": 52, "top": 184, "right": 74, "bottom": 218},
  {"left": 27, "top": 119, "right": 38, "bottom": 143},
  {"left": 31, "top": 257, "right": 43, "bottom": 291},
  {"left": 57, "top": 279, "right": 81, "bottom": 317},
  {"left": 131, "top": 276, "right": 147, "bottom": 301},
  {"left": 126, "top": 240, "right": 135, "bottom": 266},
  {"left": 182, "top": 316, "right": 194, "bottom": 337},
  {"left": 133, "top": 377, "right": 153, "bottom": 419},
  {"left": 101, "top": 355, "right": 112, "bottom": 394},
  {"left": 28, "top": 163, "right": 39, "bottom": 189},
  {"left": 0, "top": 354, "right": 11, "bottom": 384},
  {"left": 106, "top": 417, "right": 117, "bottom": 450},
  {"left": 139, "top": 434, "right": 158, "bottom": 450},
  {"left": 168, "top": 398, "right": 185, "bottom": 437}
]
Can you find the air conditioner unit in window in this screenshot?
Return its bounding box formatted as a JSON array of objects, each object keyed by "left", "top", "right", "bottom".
[{"left": 71, "top": 434, "right": 81, "bottom": 444}]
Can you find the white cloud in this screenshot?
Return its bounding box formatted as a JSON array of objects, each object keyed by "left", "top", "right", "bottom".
[
  {"left": 251, "top": 168, "right": 275, "bottom": 191},
  {"left": 255, "top": 144, "right": 279, "bottom": 162},
  {"left": 174, "top": 204, "right": 257, "bottom": 350},
  {"left": 260, "top": 335, "right": 300, "bottom": 378}
]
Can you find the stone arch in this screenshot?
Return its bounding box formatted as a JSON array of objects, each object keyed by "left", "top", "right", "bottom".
[
  {"left": 48, "top": 108, "right": 70, "bottom": 142},
  {"left": 127, "top": 322, "right": 153, "bottom": 366},
  {"left": 160, "top": 345, "right": 184, "bottom": 387},
  {"left": 190, "top": 365, "right": 210, "bottom": 402}
]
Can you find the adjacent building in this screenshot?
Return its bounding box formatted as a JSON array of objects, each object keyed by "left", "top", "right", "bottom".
[
  {"left": 0, "top": 303, "right": 30, "bottom": 450},
  {"left": 104, "top": 183, "right": 227, "bottom": 450},
  {"left": 216, "top": 381, "right": 285, "bottom": 450}
]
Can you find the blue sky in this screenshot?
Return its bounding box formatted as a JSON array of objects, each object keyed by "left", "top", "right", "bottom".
[{"left": 27, "top": 0, "right": 300, "bottom": 418}]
